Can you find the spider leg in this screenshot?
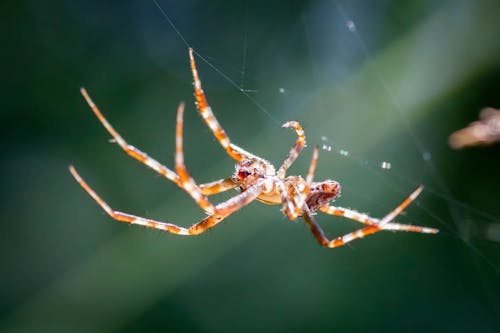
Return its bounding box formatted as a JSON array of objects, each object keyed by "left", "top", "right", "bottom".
[
  {"left": 304, "top": 146, "right": 319, "bottom": 193},
  {"left": 277, "top": 121, "right": 306, "bottom": 178},
  {"left": 378, "top": 186, "right": 424, "bottom": 226},
  {"left": 174, "top": 104, "right": 263, "bottom": 213},
  {"left": 282, "top": 146, "right": 319, "bottom": 220},
  {"left": 199, "top": 178, "right": 237, "bottom": 195},
  {"left": 189, "top": 48, "right": 259, "bottom": 162},
  {"left": 303, "top": 210, "right": 437, "bottom": 249},
  {"left": 303, "top": 209, "right": 381, "bottom": 248},
  {"left": 188, "top": 179, "right": 266, "bottom": 234},
  {"left": 69, "top": 165, "right": 189, "bottom": 234},
  {"left": 319, "top": 203, "right": 439, "bottom": 233},
  {"left": 319, "top": 186, "right": 438, "bottom": 234},
  {"left": 80, "top": 88, "right": 182, "bottom": 187},
  {"left": 175, "top": 102, "right": 215, "bottom": 214},
  {"left": 295, "top": 145, "right": 319, "bottom": 217},
  {"left": 69, "top": 165, "right": 264, "bottom": 235},
  {"left": 319, "top": 206, "right": 382, "bottom": 225},
  {"left": 278, "top": 183, "right": 297, "bottom": 220},
  {"left": 304, "top": 186, "right": 438, "bottom": 248}
]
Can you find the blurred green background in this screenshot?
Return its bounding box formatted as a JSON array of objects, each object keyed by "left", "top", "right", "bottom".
[{"left": 2, "top": 0, "right": 500, "bottom": 332}]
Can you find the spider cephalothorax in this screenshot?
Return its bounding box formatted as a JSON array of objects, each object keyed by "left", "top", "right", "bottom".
[
  {"left": 70, "top": 47, "right": 438, "bottom": 247},
  {"left": 233, "top": 158, "right": 275, "bottom": 190}
]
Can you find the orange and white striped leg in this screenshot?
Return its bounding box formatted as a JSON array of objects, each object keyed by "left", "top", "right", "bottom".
[
  {"left": 69, "top": 165, "right": 190, "bottom": 234},
  {"left": 304, "top": 186, "right": 439, "bottom": 248},
  {"left": 284, "top": 146, "right": 319, "bottom": 220},
  {"left": 80, "top": 88, "right": 181, "bottom": 187},
  {"left": 318, "top": 185, "right": 438, "bottom": 234},
  {"left": 304, "top": 211, "right": 437, "bottom": 248},
  {"left": 278, "top": 183, "right": 298, "bottom": 221},
  {"left": 199, "top": 178, "right": 237, "bottom": 195},
  {"left": 304, "top": 146, "right": 319, "bottom": 196},
  {"left": 188, "top": 179, "right": 266, "bottom": 234},
  {"left": 303, "top": 211, "right": 383, "bottom": 248},
  {"left": 70, "top": 165, "right": 264, "bottom": 235},
  {"left": 277, "top": 121, "right": 306, "bottom": 178},
  {"left": 319, "top": 206, "right": 381, "bottom": 225},
  {"left": 189, "top": 48, "right": 259, "bottom": 162},
  {"left": 319, "top": 205, "right": 438, "bottom": 234},
  {"left": 378, "top": 185, "right": 424, "bottom": 226},
  {"left": 175, "top": 102, "right": 215, "bottom": 214}
]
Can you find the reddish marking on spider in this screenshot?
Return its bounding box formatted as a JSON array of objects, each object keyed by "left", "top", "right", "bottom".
[{"left": 70, "top": 48, "right": 438, "bottom": 248}]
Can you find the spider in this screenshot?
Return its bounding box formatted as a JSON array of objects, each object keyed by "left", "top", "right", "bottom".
[{"left": 69, "top": 48, "right": 438, "bottom": 248}]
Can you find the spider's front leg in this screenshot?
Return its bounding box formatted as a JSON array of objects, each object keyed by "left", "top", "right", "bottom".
[
  {"left": 189, "top": 48, "right": 259, "bottom": 163},
  {"left": 277, "top": 121, "right": 306, "bottom": 178}
]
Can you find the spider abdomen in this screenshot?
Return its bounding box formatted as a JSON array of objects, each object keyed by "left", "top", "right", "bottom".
[{"left": 305, "top": 180, "right": 341, "bottom": 212}]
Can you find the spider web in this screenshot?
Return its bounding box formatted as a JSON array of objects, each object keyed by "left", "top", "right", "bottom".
[
  {"left": 151, "top": 0, "right": 500, "bottom": 260},
  {"left": 2, "top": 1, "right": 499, "bottom": 332},
  {"left": 147, "top": 0, "right": 500, "bottom": 330}
]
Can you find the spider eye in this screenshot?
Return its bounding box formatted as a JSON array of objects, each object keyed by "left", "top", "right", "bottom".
[{"left": 238, "top": 170, "right": 251, "bottom": 179}]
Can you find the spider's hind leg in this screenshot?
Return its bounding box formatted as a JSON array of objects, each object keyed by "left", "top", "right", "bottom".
[
  {"left": 70, "top": 165, "right": 265, "bottom": 236},
  {"left": 69, "top": 165, "right": 190, "bottom": 235},
  {"left": 304, "top": 186, "right": 438, "bottom": 248}
]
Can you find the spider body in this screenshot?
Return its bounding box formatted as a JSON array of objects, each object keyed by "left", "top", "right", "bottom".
[{"left": 70, "top": 48, "right": 438, "bottom": 247}]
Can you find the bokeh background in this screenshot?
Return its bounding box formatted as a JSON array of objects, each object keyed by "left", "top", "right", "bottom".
[{"left": 2, "top": 0, "right": 500, "bottom": 332}]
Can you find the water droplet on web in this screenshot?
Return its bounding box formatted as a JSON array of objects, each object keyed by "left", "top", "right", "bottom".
[
  {"left": 279, "top": 87, "right": 285, "bottom": 94},
  {"left": 381, "top": 161, "right": 392, "bottom": 170},
  {"left": 339, "top": 149, "right": 349, "bottom": 157},
  {"left": 322, "top": 144, "right": 332, "bottom": 152},
  {"left": 346, "top": 20, "right": 356, "bottom": 32}
]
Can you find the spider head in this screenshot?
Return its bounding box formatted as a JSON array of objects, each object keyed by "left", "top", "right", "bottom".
[
  {"left": 305, "top": 180, "right": 341, "bottom": 212},
  {"left": 233, "top": 158, "right": 275, "bottom": 189}
]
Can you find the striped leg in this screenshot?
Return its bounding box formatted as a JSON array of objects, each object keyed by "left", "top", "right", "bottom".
[
  {"left": 189, "top": 179, "right": 265, "bottom": 234},
  {"left": 277, "top": 121, "right": 306, "bottom": 178},
  {"left": 199, "top": 178, "right": 237, "bottom": 195},
  {"left": 189, "top": 48, "right": 258, "bottom": 162},
  {"left": 175, "top": 102, "right": 215, "bottom": 214},
  {"left": 282, "top": 146, "right": 319, "bottom": 220},
  {"left": 304, "top": 146, "right": 319, "bottom": 196},
  {"left": 303, "top": 211, "right": 381, "bottom": 248},
  {"left": 69, "top": 165, "right": 189, "bottom": 234},
  {"left": 304, "top": 186, "right": 438, "bottom": 248},
  {"left": 303, "top": 212, "right": 437, "bottom": 248},
  {"left": 318, "top": 186, "right": 438, "bottom": 234},
  {"left": 278, "top": 183, "right": 297, "bottom": 221},
  {"left": 318, "top": 205, "right": 437, "bottom": 233},
  {"left": 69, "top": 165, "right": 264, "bottom": 235},
  {"left": 77, "top": 91, "right": 237, "bottom": 214},
  {"left": 80, "top": 88, "right": 181, "bottom": 187}
]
